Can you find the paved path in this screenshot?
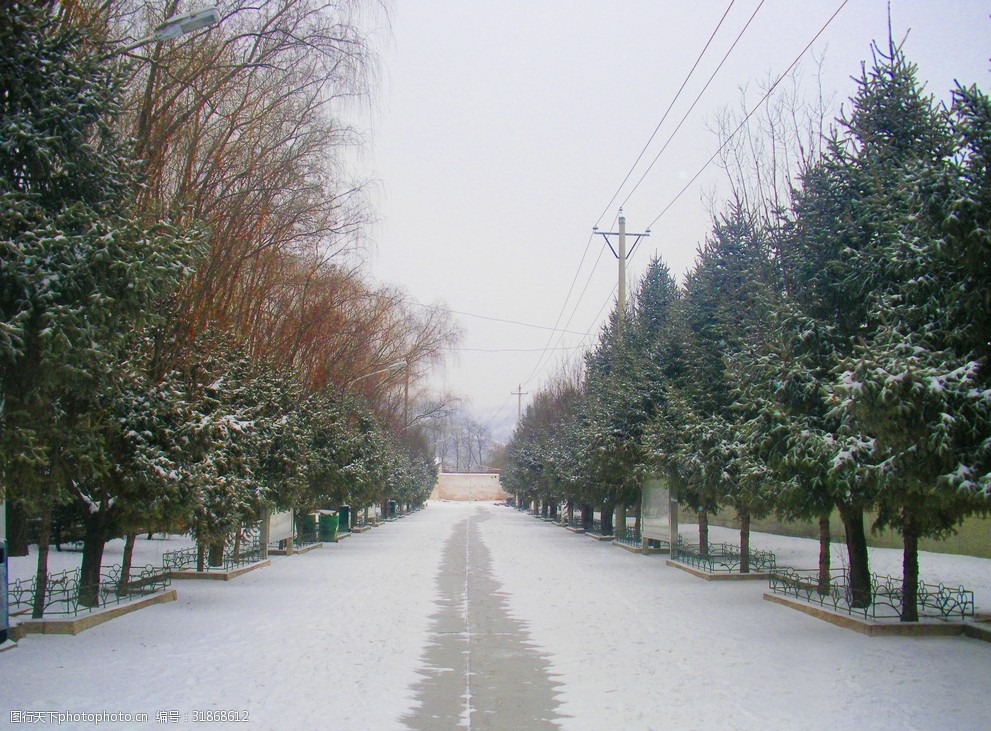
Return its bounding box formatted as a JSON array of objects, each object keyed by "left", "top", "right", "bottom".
[{"left": 403, "top": 510, "right": 561, "bottom": 730}]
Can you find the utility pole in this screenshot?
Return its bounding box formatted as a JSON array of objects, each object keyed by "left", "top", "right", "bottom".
[
  {"left": 594, "top": 209, "right": 649, "bottom": 539},
  {"left": 511, "top": 384, "right": 528, "bottom": 422},
  {"left": 594, "top": 208, "right": 650, "bottom": 325}
]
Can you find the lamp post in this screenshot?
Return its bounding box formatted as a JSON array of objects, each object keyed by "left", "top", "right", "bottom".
[
  {"left": 344, "top": 360, "right": 408, "bottom": 521},
  {"left": 119, "top": 7, "right": 222, "bottom": 54}
]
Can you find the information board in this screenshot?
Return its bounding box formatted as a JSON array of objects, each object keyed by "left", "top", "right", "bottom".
[
  {"left": 268, "top": 510, "right": 294, "bottom": 543},
  {"left": 642, "top": 476, "right": 673, "bottom": 542}
]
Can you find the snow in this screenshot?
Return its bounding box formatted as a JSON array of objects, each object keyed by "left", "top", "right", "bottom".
[{"left": 2, "top": 502, "right": 990, "bottom": 730}]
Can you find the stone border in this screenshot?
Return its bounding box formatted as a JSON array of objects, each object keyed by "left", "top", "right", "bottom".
[
  {"left": 8, "top": 589, "right": 178, "bottom": 640},
  {"left": 170, "top": 559, "right": 271, "bottom": 581},
  {"left": 269, "top": 543, "right": 323, "bottom": 556},
  {"left": 564, "top": 526, "right": 585, "bottom": 534},
  {"left": 0, "top": 639, "right": 18, "bottom": 654},
  {"left": 764, "top": 592, "right": 991, "bottom": 641},
  {"left": 613, "top": 541, "right": 644, "bottom": 554},
  {"left": 586, "top": 533, "right": 614, "bottom": 542},
  {"left": 666, "top": 559, "right": 772, "bottom": 581},
  {"left": 352, "top": 525, "right": 372, "bottom": 533},
  {"left": 611, "top": 541, "right": 670, "bottom": 555}
]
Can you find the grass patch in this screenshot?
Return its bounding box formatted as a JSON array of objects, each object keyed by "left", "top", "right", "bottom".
[{"left": 679, "top": 507, "right": 991, "bottom": 559}]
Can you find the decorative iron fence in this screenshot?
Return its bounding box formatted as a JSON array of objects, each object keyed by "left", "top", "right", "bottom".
[
  {"left": 613, "top": 527, "right": 641, "bottom": 547},
  {"left": 672, "top": 542, "right": 777, "bottom": 573},
  {"left": 163, "top": 528, "right": 263, "bottom": 572},
  {"left": 767, "top": 567, "right": 976, "bottom": 621},
  {"left": 293, "top": 530, "right": 319, "bottom": 549},
  {"left": 8, "top": 563, "right": 171, "bottom": 618},
  {"left": 587, "top": 519, "right": 610, "bottom": 537}
]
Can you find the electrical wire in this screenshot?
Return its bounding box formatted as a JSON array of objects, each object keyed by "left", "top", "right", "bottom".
[
  {"left": 519, "top": 3, "right": 742, "bottom": 397},
  {"left": 415, "top": 301, "right": 587, "bottom": 336},
  {"left": 640, "top": 0, "right": 849, "bottom": 235},
  {"left": 594, "top": 0, "right": 738, "bottom": 228},
  {"left": 620, "top": 0, "right": 766, "bottom": 209}
]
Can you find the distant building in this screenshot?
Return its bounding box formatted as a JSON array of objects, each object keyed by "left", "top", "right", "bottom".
[{"left": 430, "top": 472, "right": 507, "bottom": 501}]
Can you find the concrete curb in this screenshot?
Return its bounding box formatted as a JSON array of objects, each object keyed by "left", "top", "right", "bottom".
[
  {"left": 170, "top": 559, "right": 271, "bottom": 581},
  {"left": 8, "top": 589, "right": 178, "bottom": 640},
  {"left": 764, "top": 592, "right": 990, "bottom": 641},
  {"left": 666, "top": 560, "right": 772, "bottom": 581},
  {"left": 269, "top": 543, "right": 323, "bottom": 556}
]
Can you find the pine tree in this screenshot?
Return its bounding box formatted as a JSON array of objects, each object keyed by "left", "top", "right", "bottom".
[
  {"left": 832, "top": 73, "right": 990, "bottom": 620},
  {"left": 0, "top": 3, "right": 194, "bottom": 611},
  {"left": 778, "top": 36, "right": 958, "bottom": 611}
]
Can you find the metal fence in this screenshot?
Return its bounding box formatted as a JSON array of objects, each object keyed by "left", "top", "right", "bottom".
[
  {"left": 8, "top": 563, "right": 171, "bottom": 618},
  {"left": 672, "top": 542, "right": 777, "bottom": 573},
  {"left": 163, "top": 528, "right": 263, "bottom": 572},
  {"left": 767, "top": 567, "right": 976, "bottom": 620}
]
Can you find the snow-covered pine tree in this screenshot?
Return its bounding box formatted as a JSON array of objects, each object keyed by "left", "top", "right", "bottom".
[
  {"left": 832, "top": 66, "right": 989, "bottom": 621},
  {"left": 0, "top": 3, "right": 195, "bottom": 611}
]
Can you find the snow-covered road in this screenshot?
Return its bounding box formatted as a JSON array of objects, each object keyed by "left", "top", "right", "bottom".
[{"left": 2, "top": 501, "right": 989, "bottom": 730}]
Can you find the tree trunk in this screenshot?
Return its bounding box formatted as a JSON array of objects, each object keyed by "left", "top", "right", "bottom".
[
  {"left": 698, "top": 507, "right": 709, "bottom": 556},
  {"left": 196, "top": 544, "right": 206, "bottom": 572},
  {"left": 581, "top": 504, "right": 592, "bottom": 531},
  {"left": 233, "top": 530, "right": 242, "bottom": 563},
  {"left": 601, "top": 503, "right": 614, "bottom": 536},
  {"left": 566, "top": 501, "right": 574, "bottom": 525},
  {"left": 900, "top": 510, "right": 920, "bottom": 623},
  {"left": 614, "top": 503, "right": 626, "bottom": 540},
  {"left": 208, "top": 539, "right": 225, "bottom": 568},
  {"left": 118, "top": 532, "right": 137, "bottom": 597},
  {"left": 739, "top": 509, "right": 751, "bottom": 574},
  {"left": 32, "top": 503, "right": 52, "bottom": 619},
  {"left": 78, "top": 511, "right": 108, "bottom": 608},
  {"left": 838, "top": 503, "right": 872, "bottom": 609},
  {"left": 6, "top": 500, "right": 30, "bottom": 557},
  {"left": 633, "top": 499, "right": 642, "bottom": 536},
  {"left": 817, "top": 514, "right": 831, "bottom": 595}
]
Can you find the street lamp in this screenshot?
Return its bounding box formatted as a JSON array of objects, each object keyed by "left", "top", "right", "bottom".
[
  {"left": 346, "top": 359, "right": 407, "bottom": 388},
  {"left": 120, "top": 6, "right": 222, "bottom": 54}
]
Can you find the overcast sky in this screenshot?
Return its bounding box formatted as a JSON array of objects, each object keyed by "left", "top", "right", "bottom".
[{"left": 357, "top": 0, "right": 991, "bottom": 440}]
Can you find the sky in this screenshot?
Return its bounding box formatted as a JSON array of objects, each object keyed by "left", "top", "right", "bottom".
[{"left": 358, "top": 0, "right": 991, "bottom": 441}]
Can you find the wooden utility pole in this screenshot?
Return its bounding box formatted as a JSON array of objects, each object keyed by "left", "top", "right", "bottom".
[
  {"left": 511, "top": 384, "right": 528, "bottom": 422},
  {"left": 594, "top": 209, "right": 649, "bottom": 539},
  {"left": 593, "top": 208, "right": 650, "bottom": 324}
]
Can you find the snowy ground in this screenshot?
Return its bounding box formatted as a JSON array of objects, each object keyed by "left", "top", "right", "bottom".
[{"left": 2, "top": 501, "right": 989, "bottom": 730}]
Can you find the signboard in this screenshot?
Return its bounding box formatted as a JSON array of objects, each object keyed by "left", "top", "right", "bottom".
[
  {"left": 641, "top": 476, "right": 670, "bottom": 541},
  {"left": 268, "top": 510, "right": 294, "bottom": 543}
]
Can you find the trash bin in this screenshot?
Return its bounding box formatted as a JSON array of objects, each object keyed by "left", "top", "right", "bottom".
[
  {"left": 302, "top": 512, "right": 318, "bottom": 540},
  {"left": 318, "top": 511, "right": 339, "bottom": 541},
  {"left": 338, "top": 506, "right": 351, "bottom": 534},
  {"left": 388, "top": 500, "right": 397, "bottom": 519}
]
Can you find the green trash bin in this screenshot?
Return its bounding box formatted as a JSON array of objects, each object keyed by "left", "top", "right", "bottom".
[
  {"left": 318, "top": 511, "right": 339, "bottom": 542},
  {"left": 302, "top": 513, "right": 318, "bottom": 541}
]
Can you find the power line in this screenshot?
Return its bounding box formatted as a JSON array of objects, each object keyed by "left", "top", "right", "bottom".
[
  {"left": 521, "top": 240, "right": 609, "bottom": 388},
  {"left": 517, "top": 6, "right": 740, "bottom": 396},
  {"left": 446, "top": 345, "right": 585, "bottom": 353},
  {"left": 520, "top": 5, "right": 742, "bottom": 392},
  {"left": 594, "top": 0, "right": 738, "bottom": 227},
  {"left": 415, "top": 302, "right": 587, "bottom": 336},
  {"left": 642, "top": 0, "right": 849, "bottom": 234},
  {"left": 620, "top": 0, "right": 766, "bottom": 209}
]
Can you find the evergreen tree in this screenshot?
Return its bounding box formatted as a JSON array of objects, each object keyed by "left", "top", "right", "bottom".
[
  {"left": 0, "top": 3, "right": 194, "bottom": 610},
  {"left": 831, "top": 73, "right": 990, "bottom": 620},
  {"left": 776, "top": 38, "right": 957, "bottom": 608}
]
